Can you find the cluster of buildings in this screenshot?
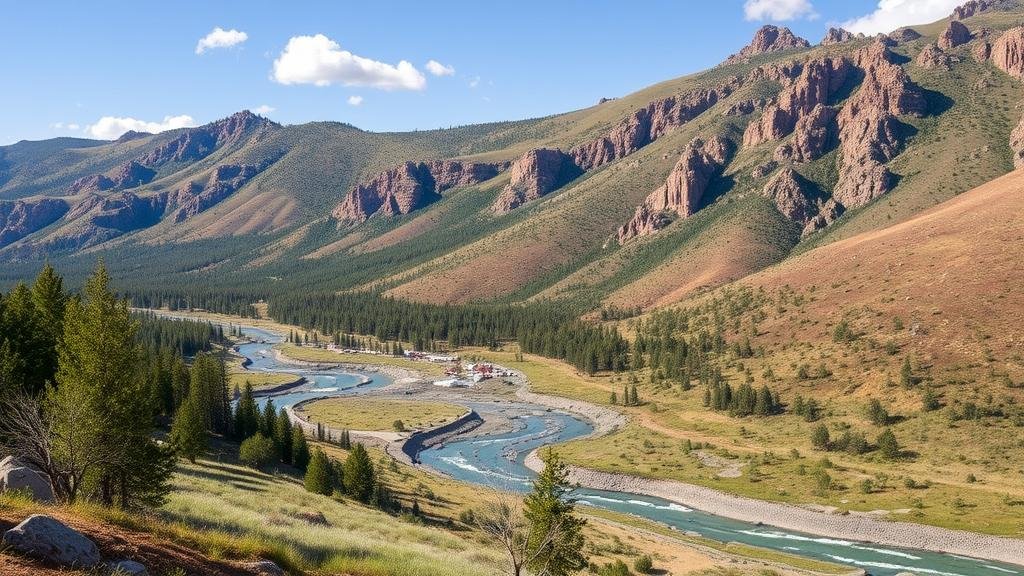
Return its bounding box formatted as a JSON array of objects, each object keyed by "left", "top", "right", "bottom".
[{"left": 433, "top": 362, "right": 513, "bottom": 388}]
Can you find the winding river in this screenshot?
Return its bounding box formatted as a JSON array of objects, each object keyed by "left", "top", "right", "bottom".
[{"left": 231, "top": 324, "right": 1020, "bottom": 576}]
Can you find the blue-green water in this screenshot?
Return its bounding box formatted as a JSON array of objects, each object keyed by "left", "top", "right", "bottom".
[{"left": 232, "top": 324, "right": 1022, "bottom": 576}]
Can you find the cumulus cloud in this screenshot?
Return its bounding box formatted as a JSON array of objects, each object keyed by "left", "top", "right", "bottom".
[
  {"left": 272, "top": 34, "right": 426, "bottom": 91},
  {"left": 347, "top": 95, "right": 364, "bottom": 106},
  {"left": 253, "top": 104, "right": 275, "bottom": 115},
  {"left": 425, "top": 59, "right": 455, "bottom": 76},
  {"left": 87, "top": 115, "right": 196, "bottom": 140},
  {"left": 841, "top": 0, "right": 961, "bottom": 35},
  {"left": 744, "top": 0, "right": 817, "bottom": 21},
  {"left": 196, "top": 27, "right": 248, "bottom": 55}
]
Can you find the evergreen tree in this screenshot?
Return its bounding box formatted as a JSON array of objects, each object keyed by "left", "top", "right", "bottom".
[
  {"left": 261, "top": 398, "right": 277, "bottom": 438},
  {"left": 171, "top": 391, "right": 206, "bottom": 463},
  {"left": 29, "top": 263, "right": 68, "bottom": 391},
  {"left": 876, "top": 429, "right": 900, "bottom": 460},
  {"left": 523, "top": 449, "right": 587, "bottom": 576},
  {"left": 922, "top": 386, "right": 941, "bottom": 412},
  {"left": 304, "top": 448, "right": 333, "bottom": 495},
  {"left": 339, "top": 428, "right": 352, "bottom": 450},
  {"left": 811, "top": 424, "right": 830, "bottom": 450},
  {"left": 234, "top": 383, "right": 260, "bottom": 440},
  {"left": 239, "top": 433, "right": 277, "bottom": 468},
  {"left": 50, "top": 262, "right": 170, "bottom": 507},
  {"left": 275, "top": 408, "right": 294, "bottom": 465},
  {"left": 343, "top": 443, "right": 375, "bottom": 503},
  {"left": 900, "top": 357, "right": 914, "bottom": 388},
  {"left": 866, "top": 398, "right": 890, "bottom": 426},
  {"left": 291, "top": 427, "right": 310, "bottom": 470}
]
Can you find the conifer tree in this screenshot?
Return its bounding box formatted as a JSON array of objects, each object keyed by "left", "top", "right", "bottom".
[
  {"left": 275, "top": 408, "right": 293, "bottom": 464},
  {"left": 523, "top": 449, "right": 587, "bottom": 576},
  {"left": 234, "top": 383, "right": 260, "bottom": 440},
  {"left": 261, "top": 398, "right": 277, "bottom": 438},
  {"left": 171, "top": 391, "right": 206, "bottom": 463},
  {"left": 291, "top": 427, "right": 310, "bottom": 470},
  {"left": 343, "top": 443, "right": 375, "bottom": 503},
  {"left": 876, "top": 429, "right": 900, "bottom": 460},
  {"left": 304, "top": 448, "right": 333, "bottom": 495}
]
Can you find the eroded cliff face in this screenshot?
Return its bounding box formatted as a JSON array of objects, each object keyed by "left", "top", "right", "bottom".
[
  {"left": 0, "top": 198, "right": 69, "bottom": 247},
  {"left": 990, "top": 26, "right": 1024, "bottom": 77},
  {"left": 821, "top": 28, "right": 857, "bottom": 45},
  {"left": 939, "top": 20, "right": 972, "bottom": 49},
  {"left": 333, "top": 160, "right": 503, "bottom": 223},
  {"left": 170, "top": 160, "right": 276, "bottom": 223},
  {"left": 833, "top": 42, "right": 925, "bottom": 209},
  {"left": 493, "top": 149, "right": 581, "bottom": 213},
  {"left": 617, "top": 137, "right": 732, "bottom": 243}
]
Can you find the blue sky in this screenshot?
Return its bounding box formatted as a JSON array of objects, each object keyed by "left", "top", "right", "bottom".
[{"left": 1, "top": 0, "right": 967, "bottom": 144}]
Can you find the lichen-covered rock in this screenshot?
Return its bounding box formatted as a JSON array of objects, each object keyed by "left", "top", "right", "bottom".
[
  {"left": 2, "top": 514, "right": 100, "bottom": 568},
  {"left": 990, "top": 26, "right": 1024, "bottom": 77},
  {"left": 493, "top": 149, "right": 581, "bottom": 213},
  {"left": 0, "top": 456, "right": 54, "bottom": 502},
  {"left": 725, "top": 25, "right": 810, "bottom": 64},
  {"left": 617, "top": 137, "right": 732, "bottom": 242}
]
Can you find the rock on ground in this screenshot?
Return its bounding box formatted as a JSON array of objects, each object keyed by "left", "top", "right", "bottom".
[
  {"left": 0, "top": 456, "right": 55, "bottom": 502},
  {"left": 107, "top": 559, "right": 149, "bottom": 575},
  {"left": 2, "top": 514, "right": 101, "bottom": 568},
  {"left": 242, "top": 560, "right": 286, "bottom": 575}
]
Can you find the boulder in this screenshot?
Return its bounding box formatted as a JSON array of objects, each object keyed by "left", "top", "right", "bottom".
[
  {"left": 0, "top": 456, "right": 54, "bottom": 502},
  {"left": 2, "top": 514, "right": 101, "bottom": 568},
  {"left": 938, "top": 20, "right": 971, "bottom": 49},
  {"left": 108, "top": 559, "right": 149, "bottom": 575}
]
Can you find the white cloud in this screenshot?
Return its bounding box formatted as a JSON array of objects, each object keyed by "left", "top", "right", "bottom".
[
  {"left": 67, "top": 123, "right": 80, "bottom": 130},
  {"left": 744, "top": 0, "right": 817, "bottom": 21},
  {"left": 253, "top": 104, "right": 275, "bottom": 115},
  {"left": 425, "top": 59, "right": 455, "bottom": 76},
  {"left": 347, "top": 95, "right": 364, "bottom": 106},
  {"left": 271, "top": 34, "right": 426, "bottom": 91},
  {"left": 196, "top": 27, "right": 248, "bottom": 55},
  {"left": 51, "top": 122, "right": 81, "bottom": 131},
  {"left": 841, "top": 0, "right": 961, "bottom": 35},
  {"left": 468, "top": 76, "right": 480, "bottom": 88},
  {"left": 86, "top": 115, "right": 196, "bottom": 140}
]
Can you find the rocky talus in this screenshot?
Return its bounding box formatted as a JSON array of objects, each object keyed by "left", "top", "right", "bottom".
[
  {"left": 334, "top": 159, "right": 503, "bottom": 222},
  {"left": 617, "top": 137, "right": 732, "bottom": 242}
]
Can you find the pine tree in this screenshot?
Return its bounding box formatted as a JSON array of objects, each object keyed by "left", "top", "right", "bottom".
[
  {"left": 171, "top": 391, "right": 206, "bottom": 463},
  {"left": 304, "top": 449, "right": 333, "bottom": 495},
  {"left": 29, "top": 263, "right": 68, "bottom": 391},
  {"left": 234, "top": 383, "right": 260, "bottom": 440},
  {"left": 50, "top": 262, "right": 170, "bottom": 507},
  {"left": 900, "top": 357, "right": 914, "bottom": 389},
  {"left": 343, "top": 443, "right": 375, "bottom": 503},
  {"left": 291, "top": 427, "right": 310, "bottom": 470},
  {"left": 275, "top": 408, "right": 293, "bottom": 465},
  {"left": 876, "top": 429, "right": 900, "bottom": 460},
  {"left": 811, "top": 424, "right": 830, "bottom": 450},
  {"left": 523, "top": 449, "right": 587, "bottom": 576},
  {"left": 261, "top": 398, "right": 277, "bottom": 438},
  {"left": 339, "top": 428, "right": 352, "bottom": 450}
]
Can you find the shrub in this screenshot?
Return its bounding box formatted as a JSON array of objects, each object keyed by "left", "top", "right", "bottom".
[
  {"left": 634, "top": 554, "right": 653, "bottom": 574},
  {"left": 239, "top": 433, "right": 277, "bottom": 468}
]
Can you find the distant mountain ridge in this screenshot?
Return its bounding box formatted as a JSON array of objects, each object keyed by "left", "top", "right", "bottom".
[{"left": 2, "top": 0, "right": 1023, "bottom": 313}]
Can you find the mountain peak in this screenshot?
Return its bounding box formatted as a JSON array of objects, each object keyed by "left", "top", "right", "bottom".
[{"left": 726, "top": 25, "right": 810, "bottom": 64}]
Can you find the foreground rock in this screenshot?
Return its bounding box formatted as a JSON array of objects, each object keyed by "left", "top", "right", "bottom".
[
  {"left": 0, "top": 456, "right": 55, "bottom": 502},
  {"left": 242, "top": 560, "right": 285, "bottom": 576},
  {"left": 2, "top": 514, "right": 100, "bottom": 568},
  {"left": 107, "top": 559, "right": 149, "bottom": 575}
]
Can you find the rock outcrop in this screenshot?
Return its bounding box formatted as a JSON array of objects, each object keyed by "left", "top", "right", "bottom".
[
  {"left": 834, "top": 42, "right": 925, "bottom": 209},
  {"left": 569, "top": 83, "right": 737, "bottom": 171},
  {"left": 110, "top": 160, "right": 156, "bottom": 189},
  {"left": 0, "top": 456, "right": 54, "bottom": 502},
  {"left": 916, "top": 44, "right": 953, "bottom": 69},
  {"left": 0, "top": 198, "right": 70, "bottom": 247},
  {"left": 67, "top": 174, "right": 115, "bottom": 194},
  {"left": 990, "top": 26, "right": 1024, "bottom": 77},
  {"left": 821, "top": 28, "right": 856, "bottom": 45},
  {"left": 138, "top": 111, "right": 273, "bottom": 168},
  {"left": 170, "top": 159, "right": 276, "bottom": 223},
  {"left": 2, "top": 514, "right": 100, "bottom": 568},
  {"left": 617, "top": 137, "right": 732, "bottom": 242},
  {"left": 107, "top": 560, "right": 149, "bottom": 575},
  {"left": 939, "top": 21, "right": 972, "bottom": 49},
  {"left": 953, "top": 0, "right": 1003, "bottom": 19},
  {"left": 725, "top": 26, "right": 810, "bottom": 64},
  {"left": 774, "top": 104, "right": 837, "bottom": 162},
  {"left": 761, "top": 168, "right": 820, "bottom": 228},
  {"left": 493, "top": 149, "right": 582, "bottom": 213},
  {"left": 889, "top": 27, "right": 923, "bottom": 44},
  {"left": 974, "top": 39, "right": 993, "bottom": 61},
  {"left": 743, "top": 57, "right": 850, "bottom": 149},
  {"left": 1009, "top": 114, "right": 1024, "bottom": 167},
  {"left": 334, "top": 160, "right": 502, "bottom": 223}
]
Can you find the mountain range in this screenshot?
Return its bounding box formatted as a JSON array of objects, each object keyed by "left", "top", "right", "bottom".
[{"left": 2, "top": 0, "right": 1023, "bottom": 311}]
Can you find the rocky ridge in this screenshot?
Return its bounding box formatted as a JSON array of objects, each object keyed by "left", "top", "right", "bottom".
[
  {"left": 725, "top": 25, "right": 810, "bottom": 64},
  {"left": 617, "top": 136, "right": 732, "bottom": 242},
  {"left": 0, "top": 198, "right": 70, "bottom": 247}
]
